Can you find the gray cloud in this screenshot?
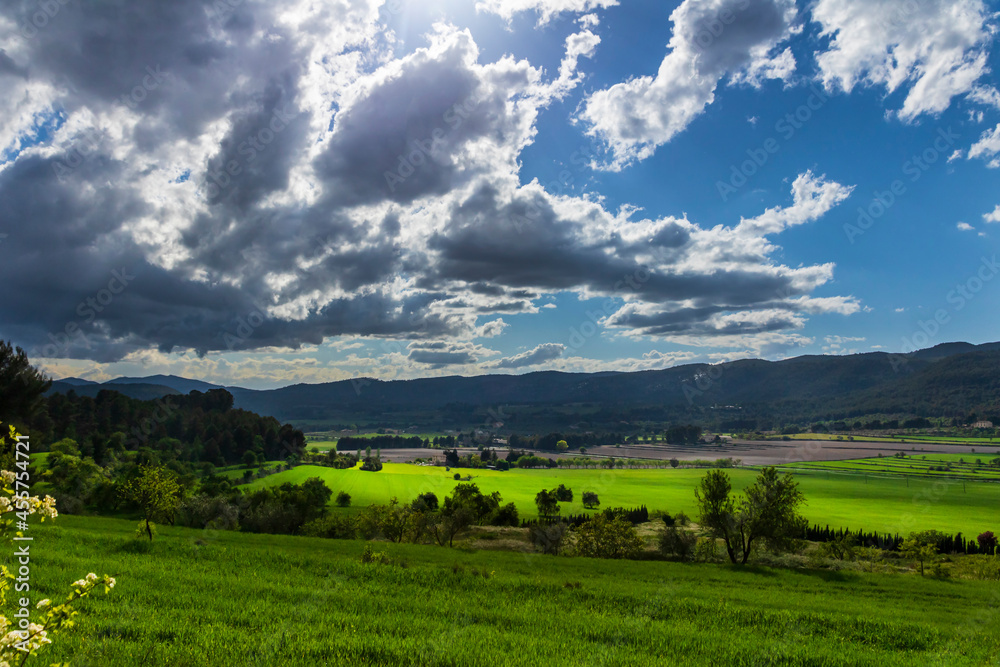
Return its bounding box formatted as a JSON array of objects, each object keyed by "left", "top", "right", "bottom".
[{"left": 491, "top": 343, "right": 565, "bottom": 369}]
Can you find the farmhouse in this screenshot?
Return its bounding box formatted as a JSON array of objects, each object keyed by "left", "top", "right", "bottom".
[{"left": 972, "top": 420, "right": 994, "bottom": 428}]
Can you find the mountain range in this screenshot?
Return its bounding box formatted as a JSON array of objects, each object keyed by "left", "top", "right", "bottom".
[{"left": 45, "top": 341, "right": 1000, "bottom": 430}]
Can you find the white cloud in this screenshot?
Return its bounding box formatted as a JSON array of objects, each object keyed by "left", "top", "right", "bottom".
[
  {"left": 476, "top": 0, "right": 618, "bottom": 25},
  {"left": 489, "top": 343, "right": 565, "bottom": 368},
  {"left": 579, "top": 0, "right": 798, "bottom": 169},
  {"left": 984, "top": 206, "right": 1000, "bottom": 223},
  {"left": 812, "top": 0, "right": 995, "bottom": 121},
  {"left": 735, "top": 171, "right": 854, "bottom": 236},
  {"left": 969, "top": 124, "right": 1000, "bottom": 168},
  {"left": 957, "top": 221, "right": 975, "bottom": 231},
  {"left": 968, "top": 85, "right": 1000, "bottom": 110}
]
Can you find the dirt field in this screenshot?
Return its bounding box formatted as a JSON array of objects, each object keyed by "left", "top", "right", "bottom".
[
  {"left": 585, "top": 439, "right": 998, "bottom": 466},
  {"left": 350, "top": 439, "right": 999, "bottom": 467}
]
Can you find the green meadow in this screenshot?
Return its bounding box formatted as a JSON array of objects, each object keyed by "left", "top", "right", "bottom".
[
  {"left": 16, "top": 515, "right": 1000, "bottom": 666},
  {"left": 241, "top": 463, "right": 1000, "bottom": 536}
]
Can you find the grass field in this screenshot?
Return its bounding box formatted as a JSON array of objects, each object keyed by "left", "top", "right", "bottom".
[
  {"left": 16, "top": 514, "right": 1000, "bottom": 666},
  {"left": 781, "top": 433, "right": 1000, "bottom": 445},
  {"left": 781, "top": 453, "right": 1000, "bottom": 481},
  {"left": 241, "top": 463, "right": 1000, "bottom": 536}
]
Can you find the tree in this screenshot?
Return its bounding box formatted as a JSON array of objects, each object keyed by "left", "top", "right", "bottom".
[
  {"left": 0, "top": 341, "right": 51, "bottom": 426},
  {"left": 901, "top": 530, "right": 945, "bottom": 576},
  {"left": 659, "top": 526, "right": 697, "bottom": 560},
  {"left": 429, "top": 504, "right": 474, "bottom": 547},
  {"left": 553, "top": 483, "right": 573, "bottom": 502},
  {"left": 977, "top": 530, "right": 997, "bottom": 555},
  {"left": 336, "top": 491, "right": 352, "bottom": 507},
  {"left": 449, "top": 483, "right": 500, "bottom": 524},
  {"left": 528, "top": 522, "right": 568, "bottom": 555},
  {"left": 694, "top": 467, "right": 806, "bottom": 565},
  {"left": 119, "top": 465, "right": 183, "bottom": 541},
  {"left": 669, "top": 458, "right": 680, "bottom": 468},
  {"left": 535, "top": 489, "right": 560, "bottom": 519},
  {"left": 575, "top": 514, "right": 643, "bottom": 559},
  {"left": 242, "top": 450, "right": 258, "bottom": 468},
  {"left": 411, "top": 491, "right": 438, "bottom": 512},
  {"left": 582, "top": 491, "right": 600, "bottom": 509},
  {"left": 491, "top": 502, "right": 519, "bottom": 527},
  {"left": 556, "top": 440, "right": 569, "bottom": 452}
]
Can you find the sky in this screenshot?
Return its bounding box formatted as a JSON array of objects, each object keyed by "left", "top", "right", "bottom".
[{"left": 1, "top": 0, "right": 999, "bottom": 390}]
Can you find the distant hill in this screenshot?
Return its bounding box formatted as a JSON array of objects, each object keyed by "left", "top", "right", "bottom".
[
  {"left": 47, "top": 381, "right": 181, "bottom": 402},
  {"left": 107, "top": 374, "right": 225, "bottom": 394},
  {"left": 56, "top": 377, "right": 100, "bottom": 386},
  {"left": 44, "top": 341, "right": 1000, "bottom": 428}
]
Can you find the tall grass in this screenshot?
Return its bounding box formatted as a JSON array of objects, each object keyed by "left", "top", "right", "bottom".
[{"left": 16, "top": 515, "right": 1000, "bottom": 666}]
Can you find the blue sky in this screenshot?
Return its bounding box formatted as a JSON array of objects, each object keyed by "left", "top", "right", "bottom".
[{"left": 1, "top": 0, "right": 999, "bottom": 389}]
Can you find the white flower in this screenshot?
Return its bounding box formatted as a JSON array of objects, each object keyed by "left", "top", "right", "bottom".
[{"left": 35, "top": 599, "right": 50, "bottom": 609}]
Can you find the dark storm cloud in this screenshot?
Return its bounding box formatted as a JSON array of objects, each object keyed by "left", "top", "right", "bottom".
[
  {"left": 312, "top": 32, "right": 517, "bottom": 207},
  {"left": 428, "top": 182, "right": 805, "bottom": 306},
  {"left": 3, "top": 0, "right": 288, "bottom": 139}
]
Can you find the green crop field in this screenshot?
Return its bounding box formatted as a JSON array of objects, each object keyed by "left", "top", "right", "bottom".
[
  {"left": 240, "top": 463, "right": 1000, "bottom": 536},
  {"left": 781, "top": 454, "right": 1000, "bottom": 481},
  {"left": 782, "top": 433, "right": 1000, "bottom": 445},
  {"left": 17, "top": 514, "right": 1000, "bottom": 666}
]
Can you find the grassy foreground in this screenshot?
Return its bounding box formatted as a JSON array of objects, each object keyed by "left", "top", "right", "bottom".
[
  {"left": 15, "top": 515, "right": 1000, "bottom": 666},
  {"left": 242, "top": 463, "right": 1000, "bottom": 536}
]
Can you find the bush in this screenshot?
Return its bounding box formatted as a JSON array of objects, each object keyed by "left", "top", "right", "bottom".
[
  {"left": 411, "top": 492, "right": 439, "bottom": 512},
  {"left": 177, "top": 495, "right": 240, "bottom": 530},
  {"left": 575, "top": 514, "right": 643, "bottom": 559},
  {"left": 674, "top": 511, "right": 690, "bottom": 527},
  {"left": 453, "top": 472, "right": 461, "bottom": 480},
  {"left": 490, "top": 502, "right": 519, "bottom": 527},
  {"left": 54, "top": 494, "right": 85, "bottom": 515},
  {"left": 360, "top": 544, "right": 393, "bottom": 565},
  {"left": 335, "top": 491, "right": 352, "bottom": 507},
  {"left": 360, "top": 456, "right": 383, "bottom": 472},
  {"left": 301, "top": 514, "right": 357, "bottom": 539},
  {"left": 659, "top": 526, "right": 697, "bottom": 561},
  {"left": 529, "top": 522, "right": 569, "bottom": 555}
]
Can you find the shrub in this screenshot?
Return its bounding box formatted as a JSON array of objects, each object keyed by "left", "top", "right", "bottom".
[
  {"left": 674, "top": 511, "right": 690, "bottom": 527},
  {"left": 575, "top": 514, "right": 643, "bottom": 559},
  {"left": 360, "top": 545, "right": 392, "bottom": 565},
  {"left": 302, "top": 514, "right": 357, "bottom": 539},
  {"left": 491, "top": 502, "right": 519, "bottom": 527},
  {"left": 54, "top": 494, "right": 85, "bottom": 515},
  {"left": 360, "top": 456, "right": 383, "bottom": 472},
  {"left": 529, "top": 522, "right": 569, "bottom": 555},
  {"left": 453, "top": 472, "right": 461, "bottom": 480},
  {"left": 659, "top": 526, "right": 697, "bottom": 561},
  {"left": 177, "top": 494, "right": 240, "bottom": 530},
  {"left": 411, "top": 492, "right": 438, "bottom": 512}
]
